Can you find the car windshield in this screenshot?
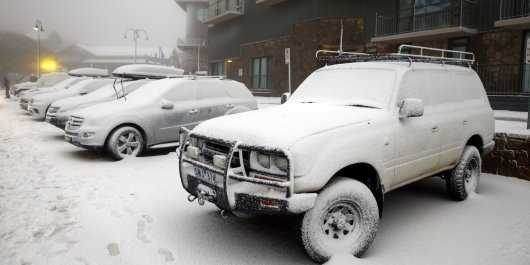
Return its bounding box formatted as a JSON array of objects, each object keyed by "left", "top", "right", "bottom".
[
  {"left": 88, "top": 79, "right": 150, "bottom": 98},
  {"left": 53, "top": 78, "right": 83, "bottom": 89},
  {"left": 289, "top": 68, "right": 396, "bottom": 109}
]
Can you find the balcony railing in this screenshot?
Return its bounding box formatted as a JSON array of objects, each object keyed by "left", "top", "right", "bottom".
[
  {"left": 375, "top": 1, "right": 477, "bottom": 37},
  {"left": 476, "top": 64, "right": 530, "bottom": 95},
  {"left": 206, "top": 0, "right": 244, "bottom": 24},
  {"left": 499, "top": 0, "right": 530, "bottom": 20}
]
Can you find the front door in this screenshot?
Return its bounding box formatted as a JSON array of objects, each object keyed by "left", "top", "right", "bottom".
[
  {"left": 391, "top": 70, "right": 441, "bottom": 188},
  {"left": 155, "top": 84, "right": 200, "bottom": 144}
]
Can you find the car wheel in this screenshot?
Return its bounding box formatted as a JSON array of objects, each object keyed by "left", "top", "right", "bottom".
[
  {"left": 301, "top": 177, "right": 379, "bottom": 263},
  {"left": 107, "top": 126, "right": 144, "bottom": 160},
  {"left": 446, "top": 146, "right": 481, "bottom": 201}
]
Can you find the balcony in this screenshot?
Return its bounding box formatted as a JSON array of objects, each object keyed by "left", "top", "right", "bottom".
[
  {"left": 255, "top": 0, "right": 288, "bottom": 6},
  {"left": 205, "top": 0, "right": 244, "bottom": 25},
  {"left": 495, "top": 0, "right": 530, "bottom": 28},
  {"left": 177, "top": 37, "right": 206, "bottom": 49},
  {"left": 372, "top": 1, "right": 478, "bottom": 44}
]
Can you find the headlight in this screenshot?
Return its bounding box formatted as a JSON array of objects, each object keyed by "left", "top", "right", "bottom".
[
  {"left": 250, "top": 151, "right": 289, "bottom": 175},
  {"left": 81, "top": 132, "right": 96, "bottom": 138}
]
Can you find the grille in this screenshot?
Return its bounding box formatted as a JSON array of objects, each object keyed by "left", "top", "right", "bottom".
[
  {"left": 67, "top": 116, "right": 84, "bottom": 131},
  {"left": 48, "top": 106, "right": 60, "bottom": 114},
  {"left": 190, "top": 137, "right": 232, "bottom": 166}
]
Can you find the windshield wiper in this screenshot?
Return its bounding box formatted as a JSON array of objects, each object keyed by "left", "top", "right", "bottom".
[{"left": 346, "top": 104, "right": 380, "bottom": 109}]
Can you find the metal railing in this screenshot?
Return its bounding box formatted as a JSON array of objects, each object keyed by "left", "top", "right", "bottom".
[
  {"left": 375, "top": 1, "right": 477, "bottom": 37},
  {"left": 208, "top": 0, "right": 244, "bottom": 18},
  {"left": 475, "top": 64, "right": 530, "bottom": 95},
  {"left": 499, "top": 0, "right": 530, "bottom": 20}
]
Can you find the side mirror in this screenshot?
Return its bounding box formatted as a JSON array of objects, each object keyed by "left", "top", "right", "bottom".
[
  {"left": 399, "top": 98, "right": 424, "bottom": 119},
  {"left": 79, "top": 90, "right": 88, "bottom": 95},
  {"left": 280, "top": 92, "right": 291, "bottom": 104},
  {"left": 161, "top": 99, "right": 174, "bottom": 110}
]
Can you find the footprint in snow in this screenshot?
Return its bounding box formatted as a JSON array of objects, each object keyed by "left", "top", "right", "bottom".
[
  {"left": 158, "top": 248, "right": 175, "bottom": 262},
  {"left": 106, "top": 242, "right": 120, "bottom": 256}
]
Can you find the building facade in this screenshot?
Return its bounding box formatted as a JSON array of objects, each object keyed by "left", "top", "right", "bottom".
[
  {"left": 205, "top": 0, "right": 530, "bottom": 111},
  {"left": 175, "top": 0, "right": 209, "bottom": 74}
]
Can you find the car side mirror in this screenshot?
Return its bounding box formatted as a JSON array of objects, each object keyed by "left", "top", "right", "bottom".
[
  {"left": 280, "top": 92, "right": 291, "bottom": 104},
  {"left": 79, "top": 90, "right": 88, "bottom": 95},
  {"left": 399, "top": 98, "right": 424, "bottom": 119},
  {"left": 161, "top": 99, "right": 174, "bottom": 110}
]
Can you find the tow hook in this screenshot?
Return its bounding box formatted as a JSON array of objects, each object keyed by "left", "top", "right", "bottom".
[
  {"left": 191, "top": 184, "right": 216, "bottom": 207},
  {"left": 187, "top": 194, "right": 197, "bottom": 202},
  {"left": 220, "top": 210, "right": 229, "bottom": 219}
]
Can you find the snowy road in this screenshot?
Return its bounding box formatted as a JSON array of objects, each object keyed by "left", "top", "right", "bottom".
[{"left": 1, "top": 97, "right": 530, "bottom": 265}]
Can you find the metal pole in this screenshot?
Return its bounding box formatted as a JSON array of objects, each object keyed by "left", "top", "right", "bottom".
[
  {"left": 37, "top": 30, "right": 40, "bottom": 78},
  {"left": 197, "top": 44, "right": 200, "bottom": 73},
  {"left": 288, "top": 61, "right": 291, "bottom": 94},
  {"left": 499, "top": 0, "right": 503, "bottom": 20},
  {"left": 460, "top": 0, "right": 464, "bottom": 27},
  {"left": 134, "top": 37, "right": 137, "bottom": 63}
]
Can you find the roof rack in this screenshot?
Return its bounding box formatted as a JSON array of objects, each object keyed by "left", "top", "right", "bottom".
[{"left": 316, "top": 45, "right": 475, "bottom": 68}]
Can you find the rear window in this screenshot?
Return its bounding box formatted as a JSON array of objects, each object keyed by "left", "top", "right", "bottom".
[
  {"left": 197, "top": 81, "right": 228, "bottom": 99},
  {"left": 224, "top": 82, "right": 252, "bottom": 98}
]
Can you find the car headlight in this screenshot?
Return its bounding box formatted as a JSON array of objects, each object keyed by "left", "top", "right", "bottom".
[{"left": 250, "top": 151, "right": 289, "bottom": 175}]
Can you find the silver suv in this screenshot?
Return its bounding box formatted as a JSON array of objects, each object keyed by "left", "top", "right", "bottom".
[{"left": 64, "top": 77, "right": 257, "bottom": 160}]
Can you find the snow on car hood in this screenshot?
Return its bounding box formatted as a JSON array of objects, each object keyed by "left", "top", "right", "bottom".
[
  {"left": 71, "top": 97, "right": 146, "bottom": 121},
  {"left": 52, "top": 93, "right": 112, "bottom": 112},
  {"left": 193, "top": 103, "right": 382, "bottom": 150}
]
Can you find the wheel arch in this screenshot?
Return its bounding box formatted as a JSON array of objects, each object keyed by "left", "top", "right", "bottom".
[
  {"left": 104, "top": 122, "right": 148, "bottom": 150},
  {"left": 328, "top": 162, "right": 384, "bottom": 217},
  {"left": 466, "top": 134, "right": 484, "bottom": 154}
]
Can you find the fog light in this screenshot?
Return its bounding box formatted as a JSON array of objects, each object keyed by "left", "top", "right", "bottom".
[
  {"left": 186, "top": 146, "right": 200, "bottom": 159},
  {"left": 82, "top": 132, "right": 95, "bottom": 138},
  {"left": 213, "top": 154, "right": 227, "bottom": 169}
]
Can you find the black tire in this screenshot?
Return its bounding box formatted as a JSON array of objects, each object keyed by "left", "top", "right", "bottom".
[
  {"left": 106, "top": 126, "right": 144, "bottom": 160},
  {"left": 301, "top": 178, "right": 379, "bottom": 263},
  {"left": 446, "top": 146, "right": 481, "bottom": 201}
]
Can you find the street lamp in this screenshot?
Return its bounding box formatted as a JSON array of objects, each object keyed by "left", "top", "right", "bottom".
[
  {"left": 33, "top": 20, "right": 44, "bottom": 77},
  {"left": 123, "top": 29, "right": 149, "bottom": 63}
]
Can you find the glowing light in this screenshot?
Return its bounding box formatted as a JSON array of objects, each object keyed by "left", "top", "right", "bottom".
[
  {"left": 40, "top": 58, "right": 58, "bottom": 72},
  {"left": 226, "top": 59, "right": 233, "bottom": 63}
]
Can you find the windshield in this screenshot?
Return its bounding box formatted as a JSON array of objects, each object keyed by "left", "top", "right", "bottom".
[
  {"left": 88, "top": 79, "right": 151, "bottom": 98},
  {"left": 53, "top": 77, "right": 83, "bottom": 89},
  {"left": 289, "top": 68, "right": 396, "bottom": 108}
]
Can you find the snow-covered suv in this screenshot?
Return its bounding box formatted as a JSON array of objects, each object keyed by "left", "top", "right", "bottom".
[{"left": 178, "top": 49, "right": 495, "bottom": 262}]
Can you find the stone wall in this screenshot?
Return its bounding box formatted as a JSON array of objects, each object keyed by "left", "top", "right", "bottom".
[{"left": 483, "top": 133, "right": 530, "bottom": 182}]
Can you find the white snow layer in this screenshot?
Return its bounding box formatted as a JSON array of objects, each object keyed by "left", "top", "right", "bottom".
[{"left": 1, "top": 96, "right": 530, "bottom": 265}]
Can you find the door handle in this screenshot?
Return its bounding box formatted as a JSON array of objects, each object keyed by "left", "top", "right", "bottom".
[
  {"left": 463, "top": 120, "right": 469, "bottom": 126},
  {"left": 226, "top": 103, "right": 234, "bottom": 108},
  {"left": 432, "top": 126, "right": 439, "bottom": 133},
  {"left": 188, "top": 109, "right": 199, "bottom": 114}
]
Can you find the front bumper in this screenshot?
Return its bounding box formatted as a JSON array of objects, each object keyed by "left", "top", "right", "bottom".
[
  {"left": 483, "top": 141, "right": 496, "bottom": 155},
  {"left": 28, "top": 103, "right": 47, "bottom": 119},
  {"left": 45, "top": 112, "right": 68, "bottom": 129},
  {"left": 178, "top": 129, "right": 317, "bottom": 215}
]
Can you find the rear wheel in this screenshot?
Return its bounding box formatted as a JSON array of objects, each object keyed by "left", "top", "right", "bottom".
[
  {"left": 301, "top": 178, "right": 379, "bottom": 263},
  {"left": 446, "top": 146, "right": 481, "bottom": 201},
  {"left": 106, "top": 126, "right": 144, "bottom": 160}
]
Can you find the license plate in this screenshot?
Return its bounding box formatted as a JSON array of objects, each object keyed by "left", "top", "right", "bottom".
[{"left": 193, "top": 167, "right": 222, "bottom": 187}]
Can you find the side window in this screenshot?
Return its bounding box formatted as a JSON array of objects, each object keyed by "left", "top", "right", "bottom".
[
  {"left": 398, "top": 70, "right": 431, "bottom": 107},
  {"left": 165, "top": 84, "right": 196, "bottom": 102},
  {"left": 197, "top": 82, "right": 228, "bottom": 99},
  {"left": 456, "top": 72, "right": 483, "bottom": 101}
]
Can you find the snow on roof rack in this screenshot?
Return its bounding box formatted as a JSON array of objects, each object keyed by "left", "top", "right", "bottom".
[{"left": 316, "top": 45, "right": 475, "bottom": 67}]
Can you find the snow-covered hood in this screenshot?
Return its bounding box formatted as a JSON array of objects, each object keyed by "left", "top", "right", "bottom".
[
  {"left": 71, "top": 98, "right": 146, "bottom": 121},
  {"left": 32, "top": 89, "right": 76, "bottom": 104},
  {"left": 52, "top": 93, "right": 112, "bottom": 112},
  {"left": 193, "top": 103, "right": 384, "bottom": 150}
]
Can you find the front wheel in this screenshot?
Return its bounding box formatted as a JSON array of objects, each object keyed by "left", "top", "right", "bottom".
[
  {"left": 106, "top": 126, "right": 144, "bottom": 160},
  {"left": 301, "top": 178, "right": 379, "bottom": 263},
  {"left": 446, "top": 145, "right": 481, "bottom": 201}
]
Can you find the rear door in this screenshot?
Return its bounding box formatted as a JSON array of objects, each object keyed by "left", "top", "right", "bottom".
[
  {"left": 196, "top": 80, "right": 232, "bottom": 122},
  {"left": 155, "top": 83, "right": 198, "bottom": 144}
]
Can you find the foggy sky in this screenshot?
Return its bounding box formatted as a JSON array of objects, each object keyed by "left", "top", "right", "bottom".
[{"left": 0, "top": 0, "right": 186, "bottom": 48}]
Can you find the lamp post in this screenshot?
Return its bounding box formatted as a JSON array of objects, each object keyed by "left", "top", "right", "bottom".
[
  {"left": 33, "top": 20, "right": 44, "bottom": 78},
  {"left": 123, "top": 29, "right": 149, "bottom": 63}
]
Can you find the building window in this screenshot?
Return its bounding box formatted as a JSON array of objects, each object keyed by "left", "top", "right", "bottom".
[
  {"left": 197, "top": 8, "right": 208, "bottom": 23},
  {"left": 251, "top": 57, "right": 271, "bottom": 90},
  {"left": 448, "top": 37, "right": 470, "bottom": 58},
  {"left": 210, "top": 62, "right": 224, "bottom": 76}
]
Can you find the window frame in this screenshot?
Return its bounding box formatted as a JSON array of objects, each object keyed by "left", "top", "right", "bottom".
[{"left": 251, "top": 56, "right": 272, "bottom": 90}]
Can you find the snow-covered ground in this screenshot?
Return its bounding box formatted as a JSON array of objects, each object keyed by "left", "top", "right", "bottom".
[{"left": 1, "top": 96, "right": 530, "bottom": 265}]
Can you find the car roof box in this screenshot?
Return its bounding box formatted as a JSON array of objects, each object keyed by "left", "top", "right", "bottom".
[
  {"left": 112, "top": 64, "right": 185, "bottom": 79},
  {"left": 68, "top": 68, "right": 110, "bottom": 77}
]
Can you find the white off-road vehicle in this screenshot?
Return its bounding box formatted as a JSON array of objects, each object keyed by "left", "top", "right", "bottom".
[{"left": 177, "top": 46, "right": 495, "bottom": 262}]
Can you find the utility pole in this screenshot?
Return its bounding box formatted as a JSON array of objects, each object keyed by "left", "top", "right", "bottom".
[
  {"left": 33, "top": 20, "right": 44, "bottom": 78},
  {"left": 124, "top": 29, "right": 149, "bottom": 63}
]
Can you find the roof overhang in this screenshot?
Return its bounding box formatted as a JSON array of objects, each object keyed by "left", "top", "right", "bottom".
[
  {"left": 371, "top": 26, "right": 478, "bottom": 44},
  {"left": 204, "top": 11, "right": 243, "bottom": 25},
  {"left": 495, "top": 16, "right": 530, "bottom": 29},
  {"left": 255, "top": 0, "right": 288, "bottom": 6}
]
